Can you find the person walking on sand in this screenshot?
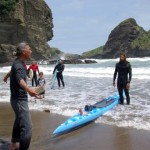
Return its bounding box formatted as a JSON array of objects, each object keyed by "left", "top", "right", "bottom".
[
  {"left": 28, "top": 61, "right": 39, "bottom": 87},
  {"left": 37, "top": 72, "right": 46, "bottom": 99},
  {"left": 53, "top": 59, "right": 65, "bottom": 87},
  {"left": 113, "top": 52, "right": 132, "bottom": 105},
  {"left": 9, "top": 42, "right": 40, "bottom": 150}
]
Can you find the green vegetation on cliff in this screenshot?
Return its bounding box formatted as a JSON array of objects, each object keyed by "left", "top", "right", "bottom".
[
  {"left": 82, "top": 46, "right": 104, "bottom": 58},
  {"left": 0, "top": 0, "right": 16, "bottom": 15},
  {"left": 131, "top": 29, "right": 150, "bottom": 50},
  {"left": 50, "top": 47, "right": 63, "bottom": 57},
  {"left": 126, "top": 20, "right": 150, "bottom": 50},
  {"left": 120, "top": 18, "right": 137, "bottom": 26}
]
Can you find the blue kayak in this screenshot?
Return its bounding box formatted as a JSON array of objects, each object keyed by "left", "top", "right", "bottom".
[{"left": 53, "top": 93, "right": 120, "bottom": 136}]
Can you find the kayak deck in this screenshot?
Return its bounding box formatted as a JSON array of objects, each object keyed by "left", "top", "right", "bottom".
[{"left": 93, "top": 98, "right": 114, "bottom": 108}]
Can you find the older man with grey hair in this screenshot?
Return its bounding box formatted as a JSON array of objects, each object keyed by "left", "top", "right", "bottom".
[{"left": 5, "top": 42, "right": 39, "bottom": 150}]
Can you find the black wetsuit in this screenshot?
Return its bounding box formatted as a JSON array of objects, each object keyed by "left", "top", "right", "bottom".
[
  {"left": 113, "top": 61, "right": 132, "bottom": 105},
  {"left": 10, "top": 58, "right": 28, "bottom": 100},
  {"left": 53, "top": 63, "right": 65, "bottom": 87}
]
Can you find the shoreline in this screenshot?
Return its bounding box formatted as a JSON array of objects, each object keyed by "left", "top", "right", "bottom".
[{"left": 0, "top": 102, "right": 150, "bottom": 150}]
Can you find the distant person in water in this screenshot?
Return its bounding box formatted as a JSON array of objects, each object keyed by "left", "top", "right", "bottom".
[
  {"left": 28, "top": 61, "right": 39, "bottom": 86},
  {"left": 53, "top": 59, "right": 65, "bottom": 87},
  {"left": 113, "top": 52, "right": 132, "bottom": 105}
]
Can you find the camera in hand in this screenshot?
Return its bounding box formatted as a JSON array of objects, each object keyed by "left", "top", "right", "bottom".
[{"left": 36, "top": 86, "right": 45, "bottom": 95}]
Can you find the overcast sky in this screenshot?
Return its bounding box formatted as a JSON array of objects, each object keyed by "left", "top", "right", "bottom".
[{"left": 45, "top": 0, "right": 150, "bottom": 54}]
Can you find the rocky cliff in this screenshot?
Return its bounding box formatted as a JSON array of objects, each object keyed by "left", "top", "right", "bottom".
[
  {"left": 82, "top": 18, "right": 150, "bottom": 58},
  {"left": 0, "top": 0, "right": 53, "bottom": 63}
]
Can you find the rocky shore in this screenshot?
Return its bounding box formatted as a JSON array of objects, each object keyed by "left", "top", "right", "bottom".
[{"left": 47, "top": 59, "right": 97, "bottom": 64}]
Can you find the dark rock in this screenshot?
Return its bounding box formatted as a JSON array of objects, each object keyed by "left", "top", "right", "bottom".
[
  {"left": 0, "top": 44, "right": 16, "bottom": 63},
  {"left": 49, "top": 59, "right": 58, "bottom": 64},
  {"left": 82, "top": 18, "right": 150, "bottom": 59},
  {"left": 64, "top": 53, "right": 81, "bottom": 60},
  {"left": 44, "top": 109, "right": 50, "bottom": 113},
  {"left": 84, "top": 59, "right": 97, "bottom": 63},
  {"left": 50, "top": 59, "right": 84, "bottom": 64},
  {"left": 0, "top": 0, "right": 53, "bottom": 63},
  {"left": 49, "top": 59, "right": 86, "bottom": 64},
  {"left": 63, "top": 59, "right": 84, "bottom": 64},
  {"left": 102, "top": 18, "right": 141, "bottom": 58}
]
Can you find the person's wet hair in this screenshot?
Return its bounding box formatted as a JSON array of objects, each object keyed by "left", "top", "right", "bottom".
[
  {"left": 120, "top": 52, "right": 127, "bottom": 58},
  {"left": 120, "top": 52, "right": 127, "bottom": 62}
]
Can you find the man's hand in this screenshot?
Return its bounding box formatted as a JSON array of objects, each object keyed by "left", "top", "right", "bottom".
[
  {"left": 19, "top": 79, "right": 40, "bottom": 99},
  {"left": 3, "top": 76, "right": 8, "bottom": 82},
  {"left": 126, "top": 83, "right": 130, "bottom": 89},
  {"left": 3, "top": 71, "right": 11, "bottom": 83},
  {"left": 113, "top": 81, "right": 116, "bottom": 87},
  {"left": 27, "top": 87, "right": 40, "bottom": 99}
]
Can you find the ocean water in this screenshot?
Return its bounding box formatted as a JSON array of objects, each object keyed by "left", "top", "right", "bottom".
[{"left": 0, "top": 58, "right": 150, "bottom": 131}]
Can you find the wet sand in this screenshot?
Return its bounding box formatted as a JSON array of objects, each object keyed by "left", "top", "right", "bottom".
[{"left": 0, "top": 103, "right": 150, "bottom": 150}]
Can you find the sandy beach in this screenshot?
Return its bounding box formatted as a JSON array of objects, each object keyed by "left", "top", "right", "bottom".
[{"left": 0, "top": 103, "right": 150, "bottom": 150}]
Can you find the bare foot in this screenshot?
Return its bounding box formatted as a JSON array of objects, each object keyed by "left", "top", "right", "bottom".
[{"left": 10, "top": 142, "right": 19, "bottom": 150}]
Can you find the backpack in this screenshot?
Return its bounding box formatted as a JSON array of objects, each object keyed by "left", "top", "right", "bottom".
[{"left": 84, "top": 105, "right": 96, "bottom": 111}]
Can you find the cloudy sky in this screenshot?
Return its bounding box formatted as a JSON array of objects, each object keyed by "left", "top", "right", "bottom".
[{"left": 45, "top": 0, "right": 150, "bottom": 54}]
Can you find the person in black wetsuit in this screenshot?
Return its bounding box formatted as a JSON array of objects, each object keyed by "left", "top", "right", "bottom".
[
  {"left": 113, "top": 52, "right": 132, "bottom": 105},
  {"left": 53, "top": 59, "right": 65, "bottom": 87}
]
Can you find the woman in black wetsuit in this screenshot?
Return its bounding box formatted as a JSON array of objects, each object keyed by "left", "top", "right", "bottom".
[{"left": 113, "top": 52, "right": 132, "bottom": 105}]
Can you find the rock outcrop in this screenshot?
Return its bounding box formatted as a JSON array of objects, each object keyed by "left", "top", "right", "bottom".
[
  {"left": 82, "top": 18, "right": 150, "bottom": 58},
  {"left": 102, "top": 18, "right": 150, "bottom": 58},
  {"left": 49, "top": 59, "right": 84, "bottom": 64},
  {"left": 0, "top": 0, "right": 53, "bottom": 63},
  {"left": 84, "top": 59, "right": 97, "bottom": 63},
  {"left": 48, "top": 59, "right": 97, "bottom": 64}
]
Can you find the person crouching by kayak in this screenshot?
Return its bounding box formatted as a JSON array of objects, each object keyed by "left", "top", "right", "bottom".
[
  {"left": 28, "top": 61, "right": 39, "bottom": 86},
  {"left": 113, "top": 52, "right": 132, "bottom": 105},
  {"left": 53, "top": 59, "right": 65, "bottom": 87}
]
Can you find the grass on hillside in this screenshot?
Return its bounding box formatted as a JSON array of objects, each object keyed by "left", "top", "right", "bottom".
[
  {"left": 82, "top": 46, "right": 104, "bottom": 58},
  {"left": 131, "top": 31, "right": 150, "bottom": 50},
  {"left": 50, "top": 47, "right": 63, "bottom": 57}
]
